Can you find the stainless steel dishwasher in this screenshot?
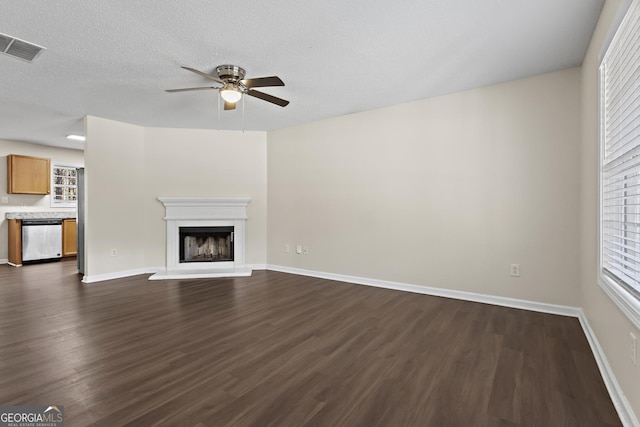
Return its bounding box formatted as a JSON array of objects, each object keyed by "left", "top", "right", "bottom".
[{"left": 21, "top": 219, "right": 63, "bottom": 262}]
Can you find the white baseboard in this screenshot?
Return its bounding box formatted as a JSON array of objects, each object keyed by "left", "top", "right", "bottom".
[
  {"left": 82, "top": 267, "right": 161, "bottom": 284},
  {"left": 579, "top": 312, "right": 639, "bottom": 427},
  {"left": 250, "top": 264, "right": 267, "bottom": 270},
  {"left": 266, "top": 263, "right": 637, "bottom": 427},
  {"left": 266, "top": 264, "right": 580, "bottom": 317},
  {"left": 0, "top": 258, "right": 8, "bottom": 265}
]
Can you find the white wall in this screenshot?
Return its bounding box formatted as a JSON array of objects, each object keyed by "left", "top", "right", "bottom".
[
  {"left": 0, "top": 139, "right": 84, "bottom": 262},
  {"left": 580, "top": 0, "right": 640, "bottom": 420},
  {"left": 268, "top": 68, "right": 581, "bottom": 306},
  {"left": 83, "top": 117, "right": 268, "bottom": 278},
  {"left": 142, "top": 127, "right": 267, "bottom": 268}
]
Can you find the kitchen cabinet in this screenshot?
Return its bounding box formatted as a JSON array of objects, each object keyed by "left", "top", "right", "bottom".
[
  {"left": 62, "top": 219, "right": 77, "bottom": 256},
  {"left": 7, "top": 219, "right": 22, "bottom": 266},
  {"left": 6, "top": 215, "right": 76, "bottom": 266},
  {"left": 7, "top": 154, "right": 50, "bottom": 195}
]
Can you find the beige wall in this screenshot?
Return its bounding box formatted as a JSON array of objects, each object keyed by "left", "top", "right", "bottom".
[
  {"left": 268, "top": 68, "right": 581, "bottom": 306},
  {"left": 580, "top": 0, "right": 640, "bottom": 419},
  {"left": 84, "top": 116, "right": 146, "bottom": 276},
  {"left": 142, "top": 127, "right": 267, "bottom": 268},
  {"left": 83, "top": 117, "right": 268, "bottom": 278},
  {"left": 0, "top": 139, "right": 84, "bottom": 262}
]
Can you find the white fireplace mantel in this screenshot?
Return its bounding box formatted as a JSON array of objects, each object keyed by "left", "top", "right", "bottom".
[
  {"left": 160, "top": 197, "right": 251, "bottom": 220},
  {"left": 149, "top": 197, "right": 252, "bottom": 280}
]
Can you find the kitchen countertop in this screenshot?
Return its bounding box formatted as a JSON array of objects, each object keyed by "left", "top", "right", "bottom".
[{"left": 5, "top": 211, "right": 77, "bottom": 220}]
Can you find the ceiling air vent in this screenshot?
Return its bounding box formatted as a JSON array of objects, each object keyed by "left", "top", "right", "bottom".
[{"left": 0, "top": 33, "right": 45, "bottom": 62}]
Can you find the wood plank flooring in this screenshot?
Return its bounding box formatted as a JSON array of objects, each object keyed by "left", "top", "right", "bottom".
[{"left": 0, "top": 260, "right": 621, "bottom": 426}]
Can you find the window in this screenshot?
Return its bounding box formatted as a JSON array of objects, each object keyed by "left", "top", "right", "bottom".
[
  {"left": 599, "top": 0, "right": 640, "bottom": 328},
  {"left": 51, "top": 164, "right": 78, "bottom": 208}
]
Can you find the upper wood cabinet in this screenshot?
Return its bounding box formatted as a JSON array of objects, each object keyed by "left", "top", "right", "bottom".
[{"left": 7, "top": 154, "right": 51, "bottom": 195}]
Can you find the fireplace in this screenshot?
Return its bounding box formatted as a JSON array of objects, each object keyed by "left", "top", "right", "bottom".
[
  {"left": 149, "top": 197, "right": 252, "bottom": 280},
  {"left": 179, "top": 226, "right": 234, "bottom": 263}
]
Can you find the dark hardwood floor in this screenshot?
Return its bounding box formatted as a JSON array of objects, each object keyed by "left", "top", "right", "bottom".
[{"left": 0, "top": 260, "right": 621, "bottom": 426}]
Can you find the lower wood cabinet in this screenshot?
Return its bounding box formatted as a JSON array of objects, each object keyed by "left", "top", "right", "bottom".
[
  {"left": 7, "top": 217, "right": 77, "bottom": 265},
  {"left": 62, "top": 219, "right": 77, "bottom": 257},
  {"left": 7, "top": 219, "right": 22, "bottom": 266}
]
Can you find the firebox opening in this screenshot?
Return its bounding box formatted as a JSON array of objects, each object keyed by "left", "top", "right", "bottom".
[{"left": 179, "top": 226, "right": 234, "bottom": 263}]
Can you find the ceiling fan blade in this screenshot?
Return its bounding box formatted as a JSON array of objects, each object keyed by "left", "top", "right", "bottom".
[
  {"left": 165, "top": 86, "right": 218, "bottom": 93},
  {"left": 181, "top": 66, "right": 225, "bottom": 84},
  {"left": 246, "top": 89, "right": 289, "bottom": 107},
  {"left": 224, "top": 101, "right": 236, "bottom": 110},
  {"left": 241, "top": 76, "right": 284, "bottom": 88}
]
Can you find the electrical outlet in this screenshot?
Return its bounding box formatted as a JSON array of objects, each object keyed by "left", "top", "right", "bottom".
[
  {"left": 296, "top": 245, "right": 302, "bottom": 254},
  {"left": 631, "top": 332, "right": 637, "bottom": 366},
  {"left": 1, "top": 196, "right": 8, "bottom": 204},
  {"left": 302, "top": 246, "right": 309, "bottom": 255},
  {"left": 284, "top": 244, "right": 290, "bottom": 253},
  {"left": 111, "top": 249, "right": 117, "bottom": 257},
  {"left": 510, "top": 264, "right": 520, "bottom": 277}
]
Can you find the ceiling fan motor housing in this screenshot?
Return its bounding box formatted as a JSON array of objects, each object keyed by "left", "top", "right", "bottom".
[{"left": 216, "top": 65, "right": 246, "bottom": 82}]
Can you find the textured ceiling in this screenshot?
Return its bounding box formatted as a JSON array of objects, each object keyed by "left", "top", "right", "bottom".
[{"left": 0, "top": 0, "right": 604, "bottom": 150}]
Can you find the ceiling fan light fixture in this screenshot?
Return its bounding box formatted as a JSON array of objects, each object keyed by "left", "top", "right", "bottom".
[{"left": 220, "top": 85, "right": 242, "bottom": 103}]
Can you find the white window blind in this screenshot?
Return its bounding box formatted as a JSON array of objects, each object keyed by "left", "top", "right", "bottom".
[{"left": 601, "top": 0, "right": 640, "bottom": 298}]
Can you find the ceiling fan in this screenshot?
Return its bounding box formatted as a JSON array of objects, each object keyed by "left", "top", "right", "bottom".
[{"left": 166, "top": 64, "right": 289, "bottom": 110}]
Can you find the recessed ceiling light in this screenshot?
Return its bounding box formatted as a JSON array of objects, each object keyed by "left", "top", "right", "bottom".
[{"left": 66, "top": 134, "right": 86, "bottom": 141}]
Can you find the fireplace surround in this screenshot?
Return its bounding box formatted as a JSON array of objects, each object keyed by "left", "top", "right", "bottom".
[{"left": 149, "top": 197, "right": 251, "bottom": 280}]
